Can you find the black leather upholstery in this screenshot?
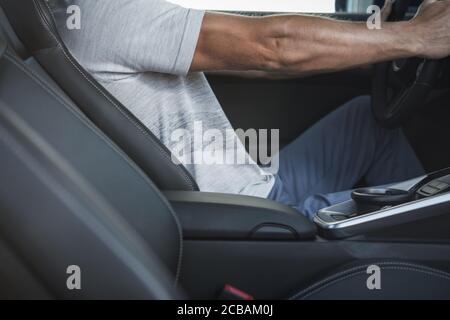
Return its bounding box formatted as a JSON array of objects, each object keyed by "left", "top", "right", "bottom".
[
  {"left": 0, "top": 0, "right": 199, "bottom": 192},
  {"left": 0, "top": 35, "right": 183, "bottom": 296},
  {"left": 291, "top": 261, "right": 450, "bottom": 300},
  {"left": 0, "top": 6, "right": 27, "bottom": 59},
  {"left": 0, "top": 105, "right": 178, "bottom": 299}
]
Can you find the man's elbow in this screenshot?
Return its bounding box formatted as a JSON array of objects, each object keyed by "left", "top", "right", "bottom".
[
  {"left": 258, "top": 37, "right": 287, "bottom": 72},
  {"left": 257, "top": 19, "right": 311, "bottom": 74}
]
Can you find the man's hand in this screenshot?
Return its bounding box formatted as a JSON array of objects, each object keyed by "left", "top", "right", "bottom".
[
  {"left": 409, "top": 0, "right": 450, "bottom": 59},
  {"left": 191, "top": 0, "right": 450, "bottom": 75}
]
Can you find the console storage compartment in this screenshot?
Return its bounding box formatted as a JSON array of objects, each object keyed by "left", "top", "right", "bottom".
[{"left": 164, "top": 191, "right": 317, "bottom": 241}]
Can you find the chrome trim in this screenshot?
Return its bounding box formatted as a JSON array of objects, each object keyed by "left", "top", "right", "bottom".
[
  {"left": 314, "top": 192, "right": 450, "bottom": 230},
  {"left": 389, "top": 175, "right": 427, "bottom": 192}
]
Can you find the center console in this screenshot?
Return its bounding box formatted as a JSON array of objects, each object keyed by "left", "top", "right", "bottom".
[
  {"left": 315, "top": 168, "right": 450, "bottom": 239},
  {"left": 165, "top": 169, "right": 450, "bottom": 299}
]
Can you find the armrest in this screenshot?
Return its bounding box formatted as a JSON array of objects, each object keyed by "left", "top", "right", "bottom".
[{"left": 164, "top": 191, "right": 317, "bottom": 241}]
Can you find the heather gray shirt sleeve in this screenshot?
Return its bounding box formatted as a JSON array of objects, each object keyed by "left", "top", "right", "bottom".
[{"left": 62, "top": 0, "right": 204, "bottom": 76}]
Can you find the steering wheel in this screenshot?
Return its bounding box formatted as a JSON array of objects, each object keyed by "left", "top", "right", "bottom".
[{"left": 372, "top": 0, "right": 444, "bottom": 128}]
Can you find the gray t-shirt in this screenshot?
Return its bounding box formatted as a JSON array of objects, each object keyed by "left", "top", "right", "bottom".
[{"left": 52, "top": 0, "right": 274, "bottom": 197}]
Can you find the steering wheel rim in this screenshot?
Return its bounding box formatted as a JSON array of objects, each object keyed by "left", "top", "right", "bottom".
[
  {"left": 371, "top": 0, "right": 443, "bottom": 128},
  {"left": 372, "top": 59, "right": 442, "bottom": 128}
]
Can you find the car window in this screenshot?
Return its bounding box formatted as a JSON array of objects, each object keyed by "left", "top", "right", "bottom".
[{"left": 168, "top": 0, "right": 375, "bottom": 14}]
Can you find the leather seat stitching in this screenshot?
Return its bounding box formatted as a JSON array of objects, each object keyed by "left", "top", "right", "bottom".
[{"left": 290, "top": 261, "right": 450, "bottom": 300}]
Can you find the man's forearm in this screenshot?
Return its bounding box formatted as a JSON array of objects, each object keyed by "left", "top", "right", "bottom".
[
  {"left": 191, "top": 13, "right": 421, "bottom": 75},
  {"left": 192, "top": 0, "right": 450, "bottom": 76},
  {"left": 192, "top": 12, "right": 420, "bottom": 75},
  {"left": 257, "top": 15, "right": 419, "bottom": 75}
]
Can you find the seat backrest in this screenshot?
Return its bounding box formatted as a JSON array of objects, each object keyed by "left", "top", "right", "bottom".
[
  {"left": 0, "top": 4, "right": 27, "bottom": 59},
  {"left": 0, "top": 0, "right": 199, "bottom": 192},
  {"left": 0, "top": 28, "right": 182, "bottom": 298}
]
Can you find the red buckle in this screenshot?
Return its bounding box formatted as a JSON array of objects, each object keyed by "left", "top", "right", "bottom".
[{"left": 220, "top": 284, "right": 254, "bottom": 300}]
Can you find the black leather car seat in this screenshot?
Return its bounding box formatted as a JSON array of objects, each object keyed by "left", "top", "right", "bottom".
[
  {"left": 0, "top": 5, "right": 26, "bottom": 58},
  {"left": 0, "top": 0, "right": 198, "bottom": 192},
  {"left": 0, "top": 25, "right": 182, "bottom": 298}
]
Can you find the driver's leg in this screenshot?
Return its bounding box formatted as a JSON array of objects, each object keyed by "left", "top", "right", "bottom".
[{"left": 268, "top": 95, "right": 424, "bottom": 218}]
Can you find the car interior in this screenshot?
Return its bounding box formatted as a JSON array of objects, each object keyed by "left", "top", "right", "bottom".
[{"left": 1, "top": 0, "right": 450, "bottom": 299}]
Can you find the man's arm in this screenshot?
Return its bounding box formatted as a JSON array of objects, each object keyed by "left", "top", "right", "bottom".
[
  {"left": 191, "top": 0, "right": 450, "bottom": 76},
  {"left": 206, "top": 70, "right": 311, "bottom": 80}
]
